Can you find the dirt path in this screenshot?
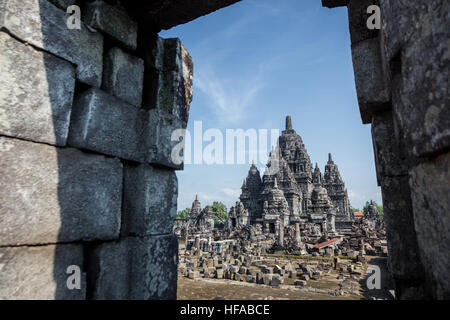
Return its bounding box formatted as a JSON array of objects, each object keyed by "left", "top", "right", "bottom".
[{"left": 177, "top": 277, "right": 361, "bottom": 300}]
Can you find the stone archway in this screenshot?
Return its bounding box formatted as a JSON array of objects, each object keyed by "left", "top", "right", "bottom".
[{"left": 0, "top": 0, "right": 448, "bottom": 300}]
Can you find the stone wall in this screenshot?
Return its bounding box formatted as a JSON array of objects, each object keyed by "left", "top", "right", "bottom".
[
  {"left": 0, "top": 0, "right": 237, "bottom": 300},
  {"left": 322, "top": 0, "right": 449, "bottom": 299}
]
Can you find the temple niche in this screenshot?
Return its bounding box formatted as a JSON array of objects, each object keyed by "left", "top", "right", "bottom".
[{"left": 232, "top": 116, "right": 354, "bottom": 235}]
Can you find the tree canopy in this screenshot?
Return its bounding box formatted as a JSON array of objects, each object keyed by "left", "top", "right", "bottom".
[
  {"left": 176, "top": 208, "right": 190, "bottom": 219},
  {"left": 211, "top": 201, "right": 228, "bottom": 223}
]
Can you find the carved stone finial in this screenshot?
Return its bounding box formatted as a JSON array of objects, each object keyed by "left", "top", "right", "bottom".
[
  {"left": 328, "top": 153, "right": 333, "bottom": 163},
  {"left": 274, "top": 177, "right": 278, "bottom": 189},
  {"left": 286, "top": 115, "right": 292, "bottom": 130}
]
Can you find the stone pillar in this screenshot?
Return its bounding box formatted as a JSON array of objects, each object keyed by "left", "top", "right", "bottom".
[
  {"left": 194, "top": 236, "right": 201, "bottom": 256},
  {"left": 278, "top": 224, "right": 284, "bottom": 247},
  {"left": 0, "top": 0, "right": 213, "bottom": 300},
  {"left": 323, "top": 0, "right": 450, "bottom": 299},
  {"left": 294, "top": 222, "right": 301, "bottom": 246}
]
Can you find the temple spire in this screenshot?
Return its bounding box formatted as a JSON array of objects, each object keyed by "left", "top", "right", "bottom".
[
  {"left": 195, "top": 194, "right": 198, "bottom": 201},
  {"left": 286, "top": 115, "right": 292, "bottom": 131},
  {"left": 328, "top": 153, "right": 333, "bottom": 163}
]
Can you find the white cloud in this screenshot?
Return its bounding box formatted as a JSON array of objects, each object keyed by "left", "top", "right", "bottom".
[
  {"left": 348, "top": 189, "right": 383, "bottom": 210},
  {"left": 195, "top": 64, "right": 265, "bottom": 125},
  {"left": 221, "top": 188, "right": 241, "bottom": 199}
]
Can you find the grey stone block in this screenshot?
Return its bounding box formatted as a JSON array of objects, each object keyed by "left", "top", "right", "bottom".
[
  {"left": 0, "top": 0, "right": 103, "bottom": 87},
  {"left": 351, "top": 37, "right": 390, "bottom": 124},
  {"left": 0, "top": 136, "right": 122, "bottom": 246},
  {"left": 83, "top": 1, "right": 137, "bottom": 50},
  {"left": 88, "top": 235, "right": 178, "bottom": 300},
  {"left": 271, "top": 274, "right": 282, "bottom": 287},
  {"left": 48, "top": 0, "right": 76, "bottom": 10},
  {"left": 146, "top": 108, "right": 187, "bottom": 170},
  {"left": 0, "top": 32, "right": 75, "bottom": 146},
  {"left": 347, "top": 0, "right": 379, "bottom": 44},
  {"left": 122, "top": 164, "right": 178, "bottom": 236},
  {"left": 144, "top": 37, "right": 193, "bottom": 123},
  {"left": 409, "top": 152, "right": 450, "bottom": 299},
  {"left": 322, "top": 0, "right": 348, "bottom": 8},
  {"left": 0, "top": 244, "right": 85, "bottom": 300},
  {"left": 103, "top": 47, "right": 144, "bottom": 107},
  {"left": 68, "top": 88, "right": 147, "bottom": 162},
  {"left": 381, "top": 1, "right": 449, "bottom": 157},
  {"left": 380, "top": 176, "right": 426, "bottom": 292},
  {"left": 69, "top": 88, "right": 187, "bottom": 169},
  {"left": 371, "top": 110, "right": 408, "bottom": 184},
  {"left": 263, "top": 274, "right": 272, "bottom": 285}
]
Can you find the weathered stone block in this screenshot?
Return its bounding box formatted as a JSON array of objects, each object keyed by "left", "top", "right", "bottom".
[
  {"left": 271, "top": 274, "right": 282, "bottom": 287},
  {"left": 263, "top": 274, "right": 272, "bottom": 286},
  {"left": 83, "top": 1, "right": 137, "bottom": 50},
  {"left": 144, "top": 37, "right": 193, "bottom": 123},
  {"left": 146, "top": 108, "right": 187, "bottom": 170},
  {"left": 380, "top": 175, "right": 426, "bottom": 296},
  {"left": 0, "top": 136, "right": 122, "bottom": 246},
  {"left": 121, "top": 0, "right": 241, "bottom": 31},
  {"left": 409, "top": 152, "right": 450, "bottom": 299},
  {"left": 122, "top": 163, "right": 177, "bottom": 236},
  {"left": 103, "top": 47, "right": 144, "bottom": 107},
  {"left": 322, "top": 0, "right": 348, "bottom": 8},
  {"left": 0, "top": 32, "right": 75, "bottom": 146},
  {"left": 371, "top": 110, "right": 408, "bottom": 183},
  {"left": 0, "top": 0, "right": 103, "bottom": 87},
  {"left": 347, "top": 0, "right": 379, "bottom": 44},
  {"left": 381, "top": 1, "right": 449, "bottom": 156},
  {"left": 351, "top": 37, "right": 390, "bottom": 124},
  {"left": 88, "top": 235, "right": 178, "bottom": 300},
  {"left": 69, "top": 88, "right": 186, "bottom": 169},
  {"left": 48, "top": 0, "right": 76, "bottom": 10},
  {"left": 0, "top": 244, "right": 85, "bottom": 300},
  {"left": 68, "top": 88, "right": 147, "bottom": 162}
]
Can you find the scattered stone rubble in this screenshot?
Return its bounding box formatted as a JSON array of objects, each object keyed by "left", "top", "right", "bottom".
[
  {"left": 177, "top": 238, "right": 378, "bottom": 297},
  {"left": 175, "top": 197, "right": 386, "bottom": 298}
]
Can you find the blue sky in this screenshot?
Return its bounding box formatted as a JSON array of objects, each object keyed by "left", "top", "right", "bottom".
[{"left": 160, "top": 0, "right": 382, "bottom": 212}]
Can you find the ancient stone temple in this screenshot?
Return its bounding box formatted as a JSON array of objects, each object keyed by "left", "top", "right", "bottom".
[
  {"left": 186, "top": 196, "right": 215, "bottom": 233},
  {"left": 238, "top": 116, "right": 354, "bottom": 234},
  {"left": 226, "top": 201, "right": 250, "bottom": 229}
]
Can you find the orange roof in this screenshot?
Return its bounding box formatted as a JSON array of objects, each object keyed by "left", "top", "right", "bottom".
[
  {"left": 314, "top": 237, "right": 342, "bottom": 249},
  {"left": 354, "top": 211, "right": 364, "bottom": 218}
]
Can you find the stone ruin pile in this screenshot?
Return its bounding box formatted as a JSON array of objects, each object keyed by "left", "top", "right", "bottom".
[
  {"left": 175, "top": 194, "right": 386, "bottom": 298},
  {"left": 178, "top": 235, "right": 374, "bottom": 297}
]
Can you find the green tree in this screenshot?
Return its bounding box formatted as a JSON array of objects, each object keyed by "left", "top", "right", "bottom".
[
  {"left": 176, "top": 208, "right": 190, "bottom": 219},
  {"left": 377, "top": 204, "right": 384, "bottom": 220},
  {"left": 211, "top": 201, "right": 228, "bottom": 223}
]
